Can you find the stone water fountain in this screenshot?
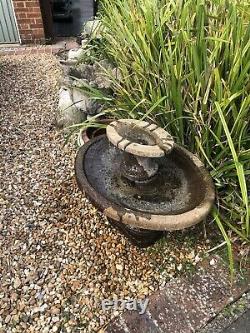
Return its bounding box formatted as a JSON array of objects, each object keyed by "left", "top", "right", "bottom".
[{"left": 75, "top": 119, "right": 215, "bottom": 247}]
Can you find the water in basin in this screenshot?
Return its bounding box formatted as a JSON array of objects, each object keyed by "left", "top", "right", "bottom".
[{"left": 83, "top": 137, "right": 205, "bottom": 215}]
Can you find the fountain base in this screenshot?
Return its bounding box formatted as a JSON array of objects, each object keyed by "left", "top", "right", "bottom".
[{"left": 108, "top": 218, "right": 163, "bottom": 247}]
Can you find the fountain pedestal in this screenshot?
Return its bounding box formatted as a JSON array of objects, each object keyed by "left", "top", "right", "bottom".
[{"left": 106, "top": 119, "right": 174, "bottom": 184}]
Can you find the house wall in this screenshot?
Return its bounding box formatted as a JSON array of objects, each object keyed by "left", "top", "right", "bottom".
[{"left": 12, "top": 0, "right": 45, "bottom": 44}]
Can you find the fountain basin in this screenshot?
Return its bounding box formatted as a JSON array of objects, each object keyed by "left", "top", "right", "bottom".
[
  {"left": 78, "top": 119, "right": 113, "bottom": 146},
  {"left": 75, "top": 135, "right": 215, "bottom": 232}
]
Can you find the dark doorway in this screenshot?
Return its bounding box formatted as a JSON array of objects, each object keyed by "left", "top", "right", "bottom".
[{"left": 52, "top": 0, "right": 94, "bottom": 37}]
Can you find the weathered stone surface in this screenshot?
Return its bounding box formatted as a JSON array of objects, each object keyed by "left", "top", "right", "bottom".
[
  {"left": 83, "top": 19, "right": 104, "bottom": 38},
  {"left": 76, "top": 133, "right": 215, "bottom": 232},
  {"left": 58, "top": 48, "right": 112, "bottom": 125},
  {"left": 57, "top": 87, "right": 86, "bottom": 127},
  {"left": 71, "top": 87, "right": 92, "bottom": 111},
  {"left": 72, "top": 85, "right": 102, "bottom": 115},
  {"left": 59, "top": 72, "right": 74, "bottom": 87},
  {"left": 105, "top": 256, "right": 250, "bottom": 333},
  {"left": 57, "top": 78, "right": 102, "bottom": 128},
  {"left": 103, "top": 318, "right": 127, "bottom": 333},
  {"left": 162, "top": 279, "right": 211, "bottom": 330},
  {"left": 105, "top": 311, "right": 161, "bottom": 333},
  {"left": 106, "top": 119, "right": 174, "bottom": 157},
  {"left": 222, "top": 308, "right": 250, "bottom": 333},
  {"left": 81, "top": 39, "right": 89, "bottom": 48},
  {"left": 146, "top": 288, "right": 190, "bottom": 333},
  {"left": 68, "top": 48, "right": 85, "bottom": 62},
  {"left": 71, "top": 62, "right": 113, "bottom": 89},
  {"left": 60, "top": 59, "right": 120, "bottom": 103}
]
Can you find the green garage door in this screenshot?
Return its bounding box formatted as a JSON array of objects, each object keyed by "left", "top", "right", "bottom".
[{"left": 0, "top": 0, "right": 19, "bottom": 43}]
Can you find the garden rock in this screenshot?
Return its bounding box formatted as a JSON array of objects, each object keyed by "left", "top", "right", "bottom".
[
  {"left": 59, "top": 72, "right": 74, "bottom": 87},
  {"left": 57, "top": 48, "right": 115, "bottom": 127},
  {"left": 71, "top": 84, "right": 102, "bottom": 115},
  {"left": 83, "top": 19, "right": 104, "bottom": 38},
  {"left": 81, "top": 39, "right": 89, "bottom": 48},
  {"left": 71, "top": 87, "right": 92, "bottom": 111},
  {"left": 57, "top": 87, "right": 86, "bottom": 127},
  {"left": 71, "top": 62, "right": 113, "bottom": 89},
  {"left": 68, "top": 48, "right": 85, "bottom": 62},
  {"left": 71, "top": 64, "right": 95, "bottom": 81}
]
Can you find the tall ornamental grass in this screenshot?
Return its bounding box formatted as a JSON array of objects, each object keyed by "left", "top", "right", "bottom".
[{"left": 84, "top": 0, "right": 250, "bottom": 266}]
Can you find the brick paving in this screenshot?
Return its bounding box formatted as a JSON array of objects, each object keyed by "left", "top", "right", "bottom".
[{"left": 0, "top": 38, "right": 78, "bottom": 56}]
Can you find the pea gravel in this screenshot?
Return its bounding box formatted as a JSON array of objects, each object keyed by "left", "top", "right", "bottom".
[{"left": 0, "top": 54, "right": 212, "bottom": 333}]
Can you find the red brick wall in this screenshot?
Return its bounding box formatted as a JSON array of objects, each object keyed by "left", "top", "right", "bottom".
[{"left": 13, "top": 0, "right": 45, "bottom": 44}]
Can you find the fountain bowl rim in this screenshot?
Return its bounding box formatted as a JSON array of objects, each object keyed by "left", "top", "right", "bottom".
[
  {"left": 75, "top": 135, "right": 215, "bottom": 231},
  {"left": 106, "top": 119, "right": 174, "bottom": 157}
]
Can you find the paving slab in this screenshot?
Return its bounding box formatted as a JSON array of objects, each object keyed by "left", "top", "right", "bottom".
[
  {"left": 105, "top": 311, "right": 161, "bottom": 333},
  {"left": 104, "top": 256, "right": 250, "bottom": 333},
  {"left": 199, "top": 291, "right": 250, "bottom": 333},
  {"left": 222, "top": 309, "right": 250, "bottom": 333}
]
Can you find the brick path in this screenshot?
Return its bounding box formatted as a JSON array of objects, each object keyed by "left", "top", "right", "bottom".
[{"left": 0, "top": 39, "right": 78, "bottom": 56}]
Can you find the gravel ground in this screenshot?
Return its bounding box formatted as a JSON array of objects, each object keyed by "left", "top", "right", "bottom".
[{"left": 0, "top": 54, "right": 212, "bottom": 333}]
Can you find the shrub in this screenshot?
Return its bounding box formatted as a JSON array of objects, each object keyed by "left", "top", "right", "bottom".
[{"left": 83, "top": 0, "right": 250, "bottom": 268}]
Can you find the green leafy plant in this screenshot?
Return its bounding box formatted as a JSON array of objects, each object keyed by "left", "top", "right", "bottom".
[{"left": 79, "top": 0, "right": 250, "bottom": 270}]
